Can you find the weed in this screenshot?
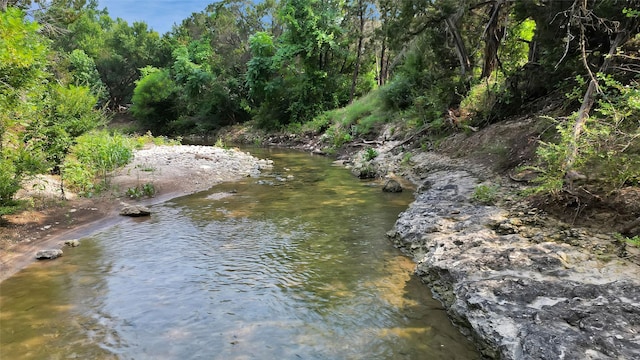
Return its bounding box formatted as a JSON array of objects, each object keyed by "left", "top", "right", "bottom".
[
  {"left": 615, "top": 233, "right": 640, "bottom": 248},
  {"left": 62, "top": 130, "right": 134, "bottom": 195},
  {"left": 126, "top": 183, "right": 156, "bottom": 199},
  {"left": 136, "top": 163, "right": 156, "bottom": 172},
  {"left": 402, "top": 152, "right": 413, "bottom": 164},
  {"left": 364, "top": 148, "right": 378, "bottom": 161},
  {"left": 472, "top": 184, "right": 499, "bottom": 205}
]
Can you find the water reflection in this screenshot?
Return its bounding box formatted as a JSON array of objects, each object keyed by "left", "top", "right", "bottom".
[{"left": 0, "top": 149, "right": 480, "bottom": 359}]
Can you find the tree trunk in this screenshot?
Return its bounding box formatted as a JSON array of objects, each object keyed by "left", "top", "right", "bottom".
[
  {"left": 350, "top": 0, "right": 365, "bottom": 103},
  {"left": 481, "top": 0, "right": 507, "bottom": 78},
  {"left": 444, "top": 15, "right": 471, "bottom": 77},
  {"left": 563, "top": 30, "right": 628, "bottom": 175},
  {"left": 379, "top": 39, "right": 387, "bottom": 86}
]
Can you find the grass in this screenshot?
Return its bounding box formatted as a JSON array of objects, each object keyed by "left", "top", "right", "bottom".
[
  {"left": 472, "top": 184, "right": 500, "bottom": 205},
  {"left": 302, "top": 90, "right": 394, "bottom": 151},
  {"left": 615, "top": 233, "right": 640, "bottom": 248},
  {"left": 62, "top": 130, "right": 177, "bottom": 197},
  {"left": 305, "top": 91, "right": 391, "bottom": 137}
]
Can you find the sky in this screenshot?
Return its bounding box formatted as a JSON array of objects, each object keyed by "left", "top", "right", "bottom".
[{"left": 97, "top": 0, "right": 214, "bottom": 34}]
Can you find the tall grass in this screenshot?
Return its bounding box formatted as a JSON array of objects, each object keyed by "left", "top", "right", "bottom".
[
  {"left": 305, "top": 91, "right": 392, "bottom": 149},
  {"left": 62, "top": 130, "right": 134, "bottom": 196}
]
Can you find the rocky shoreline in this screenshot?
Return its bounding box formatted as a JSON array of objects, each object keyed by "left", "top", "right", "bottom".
[{"left": 358, "top": 147, "right": 640, "bottom": 359}]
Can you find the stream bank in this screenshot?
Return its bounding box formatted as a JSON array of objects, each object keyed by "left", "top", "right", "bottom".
[
  {"left": 220, "top": 120, "right": 640, "bottom": 359},
  {"left": 352, "top": 139, "right": 640, "bottom": 359}
]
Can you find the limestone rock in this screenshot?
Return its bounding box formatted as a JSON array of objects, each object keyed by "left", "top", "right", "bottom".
[
  {"left": 389, "top": 169, "right": 640, "bottom": 360},
  {"left": 35, "top": 249, "right": 63, "bottom": 260},
  {"left": 64, "top": 239, "right": 80, "bottom": 247},
  {"left": 382, "top": 179, "right": 403, "bottom": 193},
  {"left": 119, "top": 205, "right": 151, "bottom": 217}
]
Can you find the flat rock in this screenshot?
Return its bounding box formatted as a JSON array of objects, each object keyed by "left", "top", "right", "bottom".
[
  {"left": 35, "top": 249, "right": 63, "bottom": 260},
  {"left": 119, "top": 205, "right": 151, "bottom": 217},
  {"left": 389, "top": 169, "right": 640, "bottom": 359}
]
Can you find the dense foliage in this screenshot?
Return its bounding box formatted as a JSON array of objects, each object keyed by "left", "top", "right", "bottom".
[{"left": 1, "top": 0, "right": 639, "bottom": 212}]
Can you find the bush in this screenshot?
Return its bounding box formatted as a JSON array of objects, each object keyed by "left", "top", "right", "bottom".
[
  {"left": 131, "top": 67, "right": 179, "bottom": 133},
  {"left": 0, "top": 158, "right": 21, "bottom": 208},
  {"left": 533, "top": 75, "right": 640, "bottom": 194},
  {"left": 24, "top": 84, "right": 105, "bottom": 171},
  {"left": 381, "top": 75, "right": 415, "bottom": 110},
  {"left": 62, "top": 130, "right": 134, "bottom": 195},
  {"left": 364, "top": 147, "right": 378, "bottom": 161}
]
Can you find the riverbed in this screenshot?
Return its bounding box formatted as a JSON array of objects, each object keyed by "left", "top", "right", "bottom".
[{"left": 0, "top": 148, "right": 480, "bottom": 359}]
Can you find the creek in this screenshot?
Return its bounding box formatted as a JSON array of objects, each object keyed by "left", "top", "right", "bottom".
[{"left": 0, "top": 148, "right": 480, "bottom": 359}]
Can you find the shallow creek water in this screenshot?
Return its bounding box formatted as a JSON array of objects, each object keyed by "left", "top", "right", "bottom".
[{"left": 0, "top": 148, "right": 480, "bottom": 359}]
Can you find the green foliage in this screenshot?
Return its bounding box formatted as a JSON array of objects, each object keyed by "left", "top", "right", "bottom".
[
  {"left": 498, "top": 17, "right": 535, "bottom": 75},
  {"left": 320, "top": 91, "right": 388, "bottom": 137},
  {"left": 364, "top": 147, "right": 378, "bottom": 161},
  {"left": 534, "top": 75, "right": 640, "bottom": 194},
  {"left": 24, "top": 84, "right": 105, "bottom": 170},
  {"left": 459, "top": 77, "right": 507, "bottom": 126},
  {"left": 131, "top": 131, "right": 180, "bottom": 149},
  {"left": 131, "top": 67, "right": 179, "bottom": 133},
  {"left": 0, "top": 158, "right": 21, "bottom": 210},
  {"left": 615, "top": 233, "right": 640, "bottom": 248},
  {"left": 67, "top": 49, "right": 107, "bottom": 102},
  {"left": 380, "top": 74, "right": 414, "bottom": 110},
  {"left": 472, "top": 184, "right": 499, "bottom": 205},
  {"left": 402, "top": 152, "right": 413, "bottom": 165},
  {"left": 0, "top": 8, "right": 51, "bottom": 208},
  {"left": 0, "top": 7, "right": 48, "bottom": 101},
  {"left": 62, "top": 131, "right": 134, "bottom": 196},
  {"left": 126, "top": 183, "right": 156, "bottom": 199}
]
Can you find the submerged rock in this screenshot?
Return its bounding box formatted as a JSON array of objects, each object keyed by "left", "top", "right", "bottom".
[
  {"left": 119, "top": 205, "right": 151, "bottom": 217},
  {"left": 35, "top": 249, "right": 63, "bottom": 260},
  {"left": 389, "top": 169, "right": 640, "bottom": 359},
  {"left": 64, "top": 239, "right": 80, "bottom": 247}
]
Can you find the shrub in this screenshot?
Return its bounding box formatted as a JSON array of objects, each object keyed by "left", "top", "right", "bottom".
[
  {"left": 533, "top": 75, "right": 640, "bottom": 194},
  {"left": 62, "top": 130, "right": 134, "bottom": 195},
  {"left": 381, "top": 75, "right": 414, "bottom": 110},
  {"left": 131, "top": 67, "right": 179, "bottom": 133},
  {"left": 364, "top": 147, "right": 378, "bottom": 161},
  {"left": 126, "top": 183, "right": 156, "bottom": 199}
]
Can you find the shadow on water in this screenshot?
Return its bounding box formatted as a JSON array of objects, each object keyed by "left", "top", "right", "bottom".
[{"left": 0, "top": 147, "right": 480, "bottom": 359}]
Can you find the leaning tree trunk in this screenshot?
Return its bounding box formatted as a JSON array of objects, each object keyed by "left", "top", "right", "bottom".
[
  {"left": 563, "top": 30, "right": 628, "bottom": 176},
  {"left": 444, "top": 15, "right": 471, "bottom": 77}
]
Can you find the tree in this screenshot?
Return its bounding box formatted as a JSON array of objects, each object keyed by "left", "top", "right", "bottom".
[
  {"left": 557, "top": 0, "right": 639, "bottom": 178},
  {"left": 0, "top": 7, "right": 50, "bottom": 209},
  {"left": 130, "top": 67, "right": 179, "bottom": 133},
  {"left": 98, "top": 19, "right": 162, "bottom": 107}
]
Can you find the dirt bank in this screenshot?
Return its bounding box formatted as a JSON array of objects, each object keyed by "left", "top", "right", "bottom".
[{"left": 0, "top": 145, "right": 272, "bottom": 282}]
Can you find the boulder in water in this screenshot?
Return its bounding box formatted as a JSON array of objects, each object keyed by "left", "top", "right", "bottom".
[
  {"left": 119, "top": 205, "right": 151, "bottom": 217},
  {"left": 382, "top": 179, "right": 403, "bottom": 193},
  {"left": 35, "top": 249, "right": 63, "bottom": 260}
]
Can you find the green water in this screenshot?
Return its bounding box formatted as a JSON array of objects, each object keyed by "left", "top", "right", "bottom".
[{"left": 0, "top": 148, "right": 480, "bottom": 359}]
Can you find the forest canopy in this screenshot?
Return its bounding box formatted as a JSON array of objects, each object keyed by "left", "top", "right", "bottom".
[{"left": 1, "top": 0, "right": 639, "bottom": 208}]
